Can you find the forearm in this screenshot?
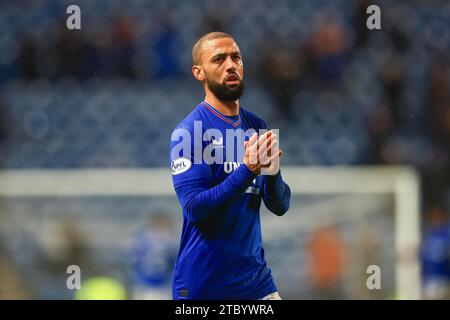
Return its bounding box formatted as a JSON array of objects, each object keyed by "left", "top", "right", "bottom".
[
  {"left": 176, "top": 164, "right": 256, "bottom": 223},
  {"left": 263, "top": 171, "right": 291, "bottom": 216}
]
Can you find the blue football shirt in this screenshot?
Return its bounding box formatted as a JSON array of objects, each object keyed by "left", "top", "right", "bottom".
[{"left": 170, "top": 101, "right": 291, "bottom": 300}]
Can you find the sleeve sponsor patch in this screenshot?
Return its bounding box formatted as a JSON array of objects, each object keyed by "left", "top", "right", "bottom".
[{"left": 171, "top": 158, "right": 192, "bottom": 175}]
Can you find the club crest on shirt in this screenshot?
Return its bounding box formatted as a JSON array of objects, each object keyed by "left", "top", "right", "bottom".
[{"left": 171, "top": 158, "right": 192, "bottom": 175}]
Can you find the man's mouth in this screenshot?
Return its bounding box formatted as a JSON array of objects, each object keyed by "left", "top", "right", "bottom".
[{"left": 225, "top": 74, "right": 241, "bottom": 86}]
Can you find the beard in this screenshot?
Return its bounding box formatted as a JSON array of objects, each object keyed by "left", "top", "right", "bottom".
[{"left": 205, "top": 74, "right": 245, "bottom": 101}]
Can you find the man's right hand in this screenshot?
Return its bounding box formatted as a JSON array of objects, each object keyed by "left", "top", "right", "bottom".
[{"left": 244, "top": 131, "right": 282, "bottom": 175}]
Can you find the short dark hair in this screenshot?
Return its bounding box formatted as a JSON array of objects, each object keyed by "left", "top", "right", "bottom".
[{"left": 192, "top": 31, "right": 234, "bottom": 65}]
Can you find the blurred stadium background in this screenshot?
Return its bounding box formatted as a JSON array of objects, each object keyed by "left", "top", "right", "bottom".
[{"left": 0, "top": 0, "right": 448, "bottom": 299}]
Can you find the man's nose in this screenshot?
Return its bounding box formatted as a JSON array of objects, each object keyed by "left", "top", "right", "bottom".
[{"left": 224, "top": 56, "right": 237, "bottom": 71}]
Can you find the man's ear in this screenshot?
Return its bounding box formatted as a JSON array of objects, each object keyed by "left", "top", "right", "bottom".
[{"left": 192, "top": 65, "right": 205, "bottom": 81}]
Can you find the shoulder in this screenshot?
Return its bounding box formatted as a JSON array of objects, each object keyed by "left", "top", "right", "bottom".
[
  {"left": 173, "top": 104, "right": 206, "bottom": 132},
  {"left": 240, "top": 106, "right": 267, "bottom": 129}
]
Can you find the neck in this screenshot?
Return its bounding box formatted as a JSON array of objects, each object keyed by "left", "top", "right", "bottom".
[{"left": 204, "top": 92, "right": 239, "bottom": 116}]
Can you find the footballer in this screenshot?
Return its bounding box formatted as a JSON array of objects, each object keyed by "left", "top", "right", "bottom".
[{"left": 169, "top": 32, "right": 291, "bottom": 300}]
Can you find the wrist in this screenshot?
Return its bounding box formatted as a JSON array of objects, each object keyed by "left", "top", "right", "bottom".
[
  {"left": 241, "top": 163, "right": 259, "bottom": 177},
  {"left": 264, "top": 169, "right": 281, "bottom": 182}
]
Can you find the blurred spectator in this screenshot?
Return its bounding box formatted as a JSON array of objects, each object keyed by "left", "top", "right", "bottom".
[
  {"left": 366, "top": 52, "right": 407, "bottom": 164},
  {"left": 128, "top": 213, "right": 177, "bottom": 300},
  {"left": 308, "top": 17, "right": 349, "bottom": 86},
  {"left": 54, "top": 23, "right": 86, "bottom": 79},
  {"left": 386, "top": 6, "right": 410, "bottom": 54},
  {"left": 425, "top": 56, "right": 450, "bottom": 144},
  {"left": 306, "top": 225, "right": 347, "bottom": 299},
  {"left": 110, "top": 15, "right": 138, "bottom": 79},
  {"left": 420, "top": 206, "right": 450, "bottom": 300},
  {"left": 422, "top": 56, "right": 450, "bottom": 208},
  {"left": 352, "top": 0, "right": 373, "bottom": 48},
  {"left": 366, "top": 103, "right": 395, "bottom": 163},
  {"left": 0, "top": 94, "right": 6, "bottom": 145},
  {"left": 17, "top": 34, "right": 39, "bottom": 81},
  {"left": 150, "top": 14, "right": 183, "bottom": 80},
  {"left": 258, "top": 40, "right": 301, "bottom": 120},
  {"left": 379, "top": 53, "right": 405, "bottom": 129}
]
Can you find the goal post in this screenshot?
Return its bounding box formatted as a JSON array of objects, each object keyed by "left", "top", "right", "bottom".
[
  {"left": 278, "top": 167, "right": 421, "bottom": 300},
  {"left": 0, "top": 166, "right": 421, "bottom": 299}
]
